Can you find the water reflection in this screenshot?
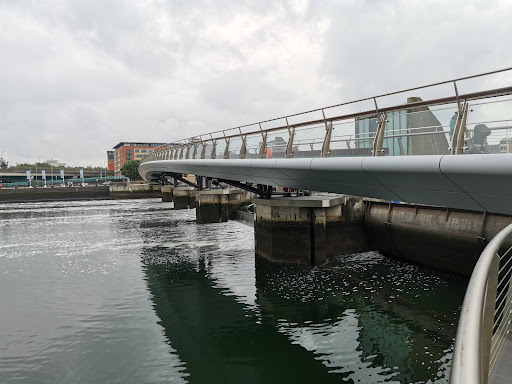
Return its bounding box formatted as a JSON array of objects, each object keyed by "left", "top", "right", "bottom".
[
  {"left": 141, "top": 210, "right": 467, "bottom": 383},
  {"left": 0, "top": 200, "right": 467, "bottom": 384}
]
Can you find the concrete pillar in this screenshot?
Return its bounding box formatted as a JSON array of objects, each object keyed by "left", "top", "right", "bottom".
[
  {"left": 109, "top": 183, "right": 161, "bottom": 199},
  {"left": 253, "top": 195, "right": 369, "bottom": 265},
  {"left": 195, "top": 189, "right": 245, "bottom": 224},
  {"left": 161, "top": 185, "right": 174, "bottom": 202},
  {"left": 173, "top": 186, "right": 196, "bottom": 209}
]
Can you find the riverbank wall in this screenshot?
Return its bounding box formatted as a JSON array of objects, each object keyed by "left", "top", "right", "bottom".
[
  {"left": 0, "top": 183, "right": 162, "bottom": 203},
  {"left": 0, "top": 186, "right": 110, "bottom": 203}
]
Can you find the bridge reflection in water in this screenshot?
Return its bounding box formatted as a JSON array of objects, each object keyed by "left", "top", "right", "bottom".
[{"left": 140, "top": 212, "right": 467, "bottom": 383}]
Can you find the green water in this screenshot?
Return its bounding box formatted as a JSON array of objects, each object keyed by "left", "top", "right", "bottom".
[{"left": 0, "top": 199, "right": 467, "bottom": 383}]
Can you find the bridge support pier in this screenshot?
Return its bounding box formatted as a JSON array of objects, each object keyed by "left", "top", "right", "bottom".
[
  {"left": 161, "top": 185, "right": 174, "bottom": 202},
  {"left": 253, "top": 195, "right": 369, "bottom": 265},
  {"left": 195, "top": 189, "right": 246, "bottom": 224},
  {"left": 173, "top": 187, "right": 196, "bottom": 209}
]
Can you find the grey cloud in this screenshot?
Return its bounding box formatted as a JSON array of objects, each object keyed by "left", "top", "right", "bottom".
[{"left": 0, "top": 0, "right": 511, "bottom": 166}]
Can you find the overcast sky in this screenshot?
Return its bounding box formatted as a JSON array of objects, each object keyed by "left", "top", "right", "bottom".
[{"left": 1, "top": 0, "right": 511, "bottom": 166}]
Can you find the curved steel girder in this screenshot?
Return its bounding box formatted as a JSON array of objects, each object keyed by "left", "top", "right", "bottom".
[{"left": 139, "top": 154, "right": 512, "bottom": 215}]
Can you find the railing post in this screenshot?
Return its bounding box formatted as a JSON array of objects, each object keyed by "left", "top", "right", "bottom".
[
  {"left": 201, "top": 141, "right": 207, "bottom": 159},
  {"left": 192, "top": 143, "right": 198, "bottom": 159},
  {"left": 320, "top": 109, "right": 333, "bottom": 158},
  {"left": 372, "top": 113, "right": 387, "bottom": 156},
  {"left": 451, "top": 102, "right": 468, "bottom": 155},
  {"left": 185, "top": 144, "right": 191, "bottom": 159},
  {"left": 321, "top": 121, "right": 333, "bottom": 157},
  {"left": 179, "top": 146, "right": 184, "bottom": 160},
  {"left": 211, "top": 140, "right": 217, "bottom": 159},
  {"left": 224, "top": 138, "right": 230, "bottom": 159},
  {"left": 240, "top": 135, "right": 247, "bottom": 159},
  {"left": 259, "top": 126, "right": 268, "bottom": 159},
  {"left": 285, "top": 117, "right": 295, "bottom": 158}
]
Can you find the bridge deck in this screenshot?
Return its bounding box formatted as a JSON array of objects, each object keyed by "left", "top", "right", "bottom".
[{"left": 139, "top": 154, "right": 512, "bottom": 215}]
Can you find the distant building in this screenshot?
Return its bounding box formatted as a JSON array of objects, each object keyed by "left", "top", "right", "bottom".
[
  {"left": 355, "top": 97, "right": 449, "bottom": 156},
  {"left": 106, "top": 151, "right": 115, "bottom": 171},
  {"left": 499, "top": 138, "right": 512, "bottom": 153},
  {"left": 112, "top": 142, "right": 166, "bottom": 175}
]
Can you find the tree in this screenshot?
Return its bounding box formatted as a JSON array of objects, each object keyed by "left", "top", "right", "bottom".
[
  {"left": 0, "top": 157, "right": 8, "bottom": 169},
  {"left": 120, "top": 160, "right": 141, "bottom": 180}
]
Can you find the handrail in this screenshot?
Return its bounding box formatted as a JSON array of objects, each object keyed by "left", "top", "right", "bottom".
[
  {"left": 450, "top": 223, "right": 512, "bottom": 384},
  {"left": 180, "top": 67, "right": 512, "bottom": 141}
]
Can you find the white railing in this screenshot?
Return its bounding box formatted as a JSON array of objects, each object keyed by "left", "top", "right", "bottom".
[{"left": 450, "top": 223, "right": 512, "bottom": 384}]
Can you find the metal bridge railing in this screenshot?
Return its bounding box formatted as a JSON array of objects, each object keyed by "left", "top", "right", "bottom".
[
  {"left": 450, "top": 223, "right": 512, "bottom": 384},
  {"left": 141, "top": 67, "right": 512, "bottom": 164}
]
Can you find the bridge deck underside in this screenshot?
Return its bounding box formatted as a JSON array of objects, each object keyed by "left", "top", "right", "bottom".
[{"left": 139, "top": 154, "right": 512, "bottom": 215}]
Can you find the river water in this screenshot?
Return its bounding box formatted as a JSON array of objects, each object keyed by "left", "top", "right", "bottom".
[{"left": 0, "top": 199, "right": 467, "bottom": 383}]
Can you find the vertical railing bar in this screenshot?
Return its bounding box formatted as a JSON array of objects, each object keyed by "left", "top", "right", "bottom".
[
  {"left": 494, "top": 288, "right": 510, "bottom": 314},
  {"left": 491, "top": 294, "right": 512, "bottom": 345},
  {"left": 496, "top": 270, "right": 512, "bottom": 292},
  {"left": 489, "top": 304, "right": 511, "bottom": 369},
  {"left": 499, "top": 244, "right": 512, "bottom": 264}
]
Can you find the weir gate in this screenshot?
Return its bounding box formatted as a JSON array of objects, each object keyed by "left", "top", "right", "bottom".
[{"left": 139, "top": 69, "right": 512, "bottom": 384}]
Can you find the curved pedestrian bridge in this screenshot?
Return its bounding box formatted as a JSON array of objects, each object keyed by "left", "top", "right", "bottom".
[{"left": 139, "top": 68, "right": 512, "bottom": 216}]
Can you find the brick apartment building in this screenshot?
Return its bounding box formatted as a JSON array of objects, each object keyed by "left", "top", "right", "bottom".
[{"left": 112, "top": 142, "right": 166, "bottom": 176}]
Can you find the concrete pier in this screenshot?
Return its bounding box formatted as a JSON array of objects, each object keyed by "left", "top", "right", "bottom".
[
  {"left": 173, "top": 186, "right": 196, "bottom": 209},
  {"left": 195, "top": 189, "right": 245, "bottom": 224},
  {"left": 161, "top": 185, "right": 174, "bottom": 202},
  {"left": 253, "top": 195, "right": 369, "bottom": 265}
]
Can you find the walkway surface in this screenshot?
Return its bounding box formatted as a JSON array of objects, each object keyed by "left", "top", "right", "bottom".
[{"left": 490, "top": 332, "right": 512, "bottom": 384}]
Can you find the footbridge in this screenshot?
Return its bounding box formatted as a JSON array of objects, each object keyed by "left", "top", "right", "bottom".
[{"left": 140, "top": 68, "right": 512, "bottom": 215}]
